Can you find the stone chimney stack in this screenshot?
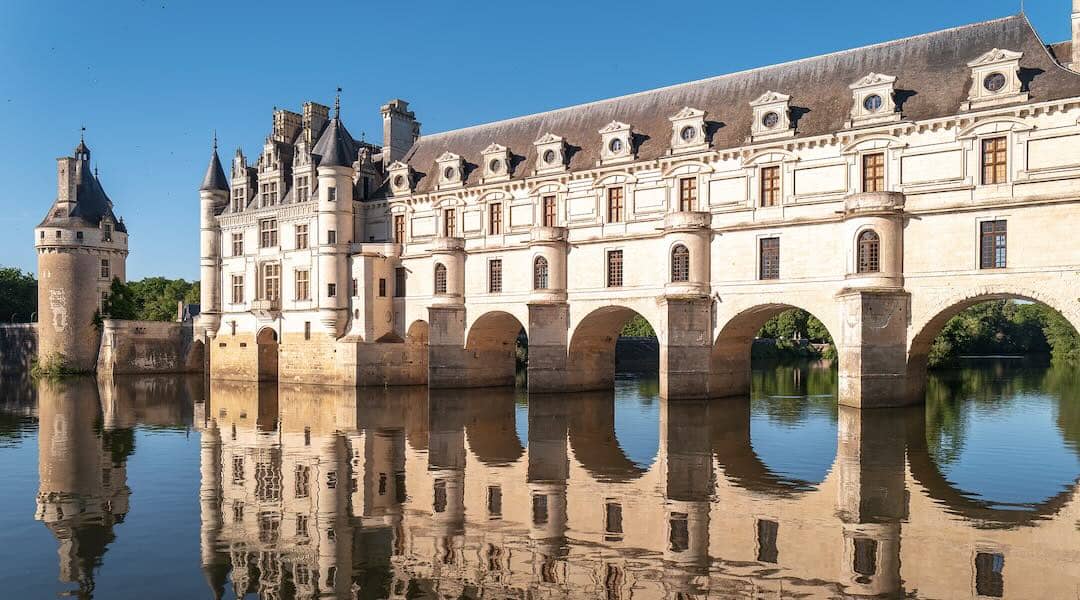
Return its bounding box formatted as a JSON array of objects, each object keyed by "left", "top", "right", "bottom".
[
  {"left": 1072, "top": 0, "right": 1080, "bottom": 68},
  {"left": 56, "top": 156, "right": 77, "bottom": 208},
  {"left": 381, "top": 99, "right": 420, "bottom": 163}
]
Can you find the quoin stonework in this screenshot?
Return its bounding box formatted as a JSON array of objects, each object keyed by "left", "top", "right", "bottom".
[{"left": 198, "top": 10, "right": 1080, "bottom": 407}]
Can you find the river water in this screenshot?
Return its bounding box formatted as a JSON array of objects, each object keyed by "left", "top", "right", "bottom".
[{"left": 0, "top": 359, "right": 1078, "bottom": 598}]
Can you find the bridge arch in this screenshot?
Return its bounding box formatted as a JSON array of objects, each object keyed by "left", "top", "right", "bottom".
[
  {"left": 255, "top": 327, "right": 279, "bottom": 382},
  {"left": 906, "top": 284, "right": 1080, "bottom": 391},
  {"left": 710, "top": 300, "right": 840, "bottom": 399},
  {"left": 464, "top": 310, "right": 528, "bottom": 387},
  {"left": 566, "top": 302, "right": 662, "bottom": 393}
]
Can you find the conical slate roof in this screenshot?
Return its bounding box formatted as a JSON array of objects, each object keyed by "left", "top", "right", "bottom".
[
  {"left": 40, "top": 155, "right": 127, "bottom": 233},
  {"left": 200, "top": 147, "right": 229, "bottom": 192},
  {"left": 312, "top": 116, "right": 358, "bottom": 168}
]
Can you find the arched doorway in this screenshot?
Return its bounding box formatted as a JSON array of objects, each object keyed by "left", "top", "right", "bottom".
[
  {"left": 464, "top": 311, "right": 527, "bottom": 388},
  {"left": 256, "top": 327, "right": 278, "bottom": 382},
  {"left": 566, "top": 306, "right": 659, "bottom": 393},
  {"left": 711, "top": 303, "right": 839, "bottom": 399}
]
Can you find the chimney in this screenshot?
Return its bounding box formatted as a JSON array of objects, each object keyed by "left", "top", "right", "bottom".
[
  {"left": 302, "top": 101, "right": 329, "bottom": 145},
  {"left": 1073, "top": 0, "right": 1080, "bottom": 68},
  {"left": 56, "top": 156, "right": 77, "bottom": 209},
  {"left": 381, "top": 99, "right": 420, "bottom": 163}
]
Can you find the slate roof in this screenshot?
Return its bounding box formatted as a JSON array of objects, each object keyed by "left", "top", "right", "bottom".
[
  {"left": 312, "top": 116, "right": 359, "bottom": 168},
  {"left": 403, "top": 15, "right": 1080, "bottom": 194},
  {"left": 200, "top": 148, "right": 229, "bottom": 192},
  {"left": 40, "top": 159, "right": 126, "bottom": 232}
]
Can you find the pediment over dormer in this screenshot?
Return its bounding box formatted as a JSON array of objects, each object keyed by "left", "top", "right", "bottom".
[
  {"left": 598, "top": 121, "right": 631, "bottom": 134},
  {"left": 751, "top": 91, "right": 791, "bottom": 107},
  {"left": 849, "top": 72, "right": 897, "bottom": 89},
  {"left": 670, "top": 106, "right": 705, "bottom": 121},
  {"left": 535, "top": 132, "right": 563, "bottom": 145},
  {"left": 481, "top": 143, "right": 506, "bottom": 155},
  {"left": 436, "top": 151, "right": 461, "bottom": 163},
  {"left": 967, "top": 48, "right": 1023, "bottom": 68}
]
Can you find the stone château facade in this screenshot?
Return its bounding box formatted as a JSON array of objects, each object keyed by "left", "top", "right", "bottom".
[{"left": 200, "top": 9, "right": 1080, "bottom": 407}]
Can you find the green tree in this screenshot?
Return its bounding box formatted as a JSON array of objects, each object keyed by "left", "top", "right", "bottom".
[
  {"left": 101, "top": 277, "right": 137, "bottom": 321},
  {"left": 0, "top": 268, "right": 37, "bottom": 323},
  {"left": 620, "top": 315, "right": 656, "bottom": 337},
  {"left": 928, "top": 300, "right": 1080, "bottom": 366}
]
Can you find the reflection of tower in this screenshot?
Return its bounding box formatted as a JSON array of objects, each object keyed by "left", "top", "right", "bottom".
[
  {"left": 35, "top": 378, "right": 130, "bottom": 596},
  {"left": 198, "top": 415, "right": 227, "bottom": 599},
  {"left": 836, "top": 406, "right": 907, "bottom": 598},
  {"left": 316, "top": 433, "right": 353, "bottom": 598},
  {"left": 527, "top": 395, "right": 570, "bottom": 583},
  {"left": 661, "top": 400, "right": 712, "bottom": 597},
  {"left": 427, "top": 392, "right": 467, "bottom": 571}
]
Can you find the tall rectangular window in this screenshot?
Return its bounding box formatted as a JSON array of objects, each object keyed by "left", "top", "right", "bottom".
[
  {"left": 605, "top": 502, "right": 623, "bottom": 538},
  {"left": 542, "top": 195, "right": 557, "bottom": 227},
  {"left": 259, "top": 219, "right": 278, "bottom": 248},
  {"left": 261, "top": 182, "right": 278, "bottom": 207},
  {"left": 327, "top": 283, "right": 336, "bottom": 298},
  {"left": 294, "top": 223, "right": 308, "bottom": 250},
  {"left": 532, "top": 494, "right": 549, "bottom": 525},
  {"left": 607, "top": 187, "right": 625, "bottom": 222},
  {"left": 327, "top": 230, "right": 337, "bottom": 245},
  {"left": 294, "top": 465, "right": 310, "bottom": 499},
  {"left": 669, "top": 513, "right": 689, "bottom": 552},
  {"left": 487, "top": 486, "right": 502, "bottom": 519},
  {"left": 756, "top": 519, "right": 779, "bottom": 563},
  {"left": 981, "top": 136, "right": 1008, "bottom": 185},
  {"left": 351, "top": 278, "right": 358, "bottom": 297},
  {"left": 261, "top": 263, "right": 280, "bottom": 301},
  {"left": 489, "top": 203, "right": 502, "bottom": 235},
  {"left": 231, "top": 275, "right": 244, "bottom": 304},
  {"left": 100, "top": 259, "right": 110, "bottom": 279},
  {"left": 975, "top": 552, "right": 1005, "bottom": 598},
  {"left": 378, "top": 278, "right": 387, "bottom": 297},
  {"left": 760, "top": 166, "right": 781, "bottom": 207},
  {"left": 488, "top": 259, "right": 502, "bottom": 293},
  {"left": 327, "top": 186, "right": 337, "bottom": 201},
  {"left": 979, "top": 220, "right": 1007, "bottom": 269},
  {"left": 100, "top": 291, "right": 108, "bottom": 315},
  {"left": 295, "top": 269, "right": 310, "bottom": 301},
  {"left": 296, "top": 175, "right": 309, "bottom": 202},
  {"left": 759, "top": 237, "right": 780, "bottom": 280},
  {"left": 443, "top": 209, "right": 456, "bottom": 236},
  {"left": 232, "top": 232, "right": 243, "bottom": 256},
  {"left": 394, "top": 267, "right": 406, "bottom": 297},
  {"left": 679, "top": 177, "right": 697, "bottom": 211},
  {"left": 862, "top": 152, "right": 885, "bottom": 192},
  {"left": 606, "top": 250, "right": 623, "bottom": 287},
  {"left": 393, "top": 215, "right": 405, "bottom": 244},
  {"left": 232, "top": 187, "right": 245, "bottom": 212},
  {"left": 102, "top": 223, "right": 112, "bottom": 242}
]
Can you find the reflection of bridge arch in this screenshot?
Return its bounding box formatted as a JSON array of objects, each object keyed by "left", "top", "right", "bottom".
[
  {"left": 904, "top": 409, "right": 1079, "bottom": 526},
  {"left": 710, "top": 397, "right": 835, "bottom": 495},
  {"left": 566, "top": 391, "right": 649, "bottom": 483},
  {"left": 463, "top": 387, "right": 525, "bottom": 466},
  {"left": 711, "top": 301, "right": 839, "bottom": 399}
]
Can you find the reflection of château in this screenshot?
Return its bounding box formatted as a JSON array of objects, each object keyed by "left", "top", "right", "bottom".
[{"left": 197, "top": 383, "right": 1080, "bottom": 599}]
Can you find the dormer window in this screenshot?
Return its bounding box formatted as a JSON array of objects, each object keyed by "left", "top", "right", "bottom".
[
  {"left": 102, "top": 223, "right": 113, "bottom": 242},
  {"left": 669, "top": 107, "right": 708, "bottom": 154},
  {"left": 749, "top": 92, "right": 794, "bottom": 142},
  {"left": 534, "top": 133, "right": 566, "bottom": 174},
  {"left": 436, "top": 151, "right": 463, "bottom": 189},
  {"left": 387, "top": 161, "right": 413, "bottom": 195},
  {"left": 963, "top": 48, "right": 1026, "bottom": 110},
  {"left": 598, "top": 121, "right": 633, "bottom": 165},
  {"left": 847, "top": 73, "right": 899, "bottom": 128}
]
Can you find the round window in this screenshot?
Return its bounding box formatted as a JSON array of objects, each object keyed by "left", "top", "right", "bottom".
[
  {"left": 443, "top": 166, "right": 455, "bottom": 180},
  {"left": 680, "top": 126, "right": 696, "bottom": 141},
  {"left": 984, "top": 72, "right": 1007, "bottom": 93},
  {"left": 762, "top": 111, "right": 780, "bottom": 128},
  {"left": 393, "top": 175, "right": 404, "bottom": 188},
  {"left": 543, "top": 149, "right": 556, "bottom": 164},
  {"left": 609, "top": 138, "right": 623, "bottom": 153},
  {"left": 489, "top": 159, "right": 501, "bottom": 173},
  {"left": 863, "top": 94, "right": 883, "bottom": 112}
]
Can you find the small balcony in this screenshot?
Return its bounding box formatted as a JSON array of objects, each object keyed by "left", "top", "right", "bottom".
[
  {"left": 663, "top": 211, "right": 711, "bottom": 232},
  {"left": 430, "top": 236, "right": 465, "bottom": 252},
  {"left": 843, "top": 191, "right": 905, "bottom": 217},
  {"left": 529, "top": 226, "right": 568, "bottom": 244},
  {"left": 250, "top": 298, "right": 281, "bottom": 320}
]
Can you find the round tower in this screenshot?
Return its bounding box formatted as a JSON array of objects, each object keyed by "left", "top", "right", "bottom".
[
  {"left": 35, "top": 137, "right": 128, "bottom": 372},
  {"left": 199, "top": 137, "right": 229, "bottom": 339},
  {"left": 313, "top": 98, "right": 356, "bottom": 337}
]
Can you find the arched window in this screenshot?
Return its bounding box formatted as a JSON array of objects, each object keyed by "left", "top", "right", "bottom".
[
  {"left": 434, "top": 263, "right": 447, "bottom": 294},
  {"left": 671, "top": 244, "right": 690, "bottom": 282},
  {"left": 534, "top": 256, "right": 549, "bottom": 290},
  {"left": 857, "top": 230, "right": 880, "bottom": 273}
]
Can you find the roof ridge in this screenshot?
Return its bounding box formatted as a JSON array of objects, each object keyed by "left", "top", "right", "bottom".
[{"left": 417, "top": 14, "right": 1023, "bottom": 142}]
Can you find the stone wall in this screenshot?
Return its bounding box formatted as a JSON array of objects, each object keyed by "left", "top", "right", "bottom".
[
  {"left": 0, "top": 324, "right": 38, "bottom": 376},
  {"left": 97, "top": 319, "right": 203, "bottom": 376}
]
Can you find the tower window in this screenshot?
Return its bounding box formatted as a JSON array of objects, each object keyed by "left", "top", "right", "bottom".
[
  {"left": 327, "top": 283, "right": 336, "bottom": 298},
  {"left": 759, "top": 237, "right": 780, "bottom": 280},
  {"left": 981, "top": 136, "right": 1008, "bottom": 185},
  {"left": 295, "top": 224, "right": 309, "bottom": 250},
  {"left": 857, "top": 230, "right": 880, "bottom": 273},
  {"left": 488, "top": 259, "right": 502, "bottom": 293},
  {"left": 100, "top": 259, "right": 110, "bottom": 279},
  {"left": 434, "top": 263, "right": 447, "bottom": 295},
  {"left": 980, "top": 220, "right": 1007, "bottom": 269},
  {"left": 542, "top": 195, "right": 557, "bottom": 227},
  {"left": 393, "top": 215, "right": 405, "bottom": 244},
  {"left": 760, "top": 166, "right": 781, "bottom": 207},
  {"left": 678, "top": 177, "right": 697, "bottom": 211},
  {"left": 671, "top": 244, "right": 690, "bottom": 282},
  {"left": 489, "top": 202, "right": 502, "bottom": 235},
  {"left": 443, "top": 208, "right": 456, "bottom": 237},
  {"left": 394, "top": 267, "right": 406, "bottom": 297},
  {"left": 862, "top": 152, "right": 885, "bottom": 192},
  {"left": 606, "top": 187, "right": 625, "bottom": 223},
  {"left": 378, "top": 278, "right": 386, "bottom": 297},
  {"left": 76, "top": 231, "right": 83, "bottom": 241},
  {"left": 102, "top": 223, "right": 112, "bottom": 242},
  {"left": 533, "top": 256, "right": 549, "bottom": 290},
  {"left": 327, "top": 230, "right": 336, "bottom": 245},
  {"left": 327, "top": 186, "right": 336, "bottom": 202},
  {"left": 606, "top": 250, "right": 623, "bottom": 287}
]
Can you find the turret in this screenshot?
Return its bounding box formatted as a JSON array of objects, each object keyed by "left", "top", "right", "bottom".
[
  {"left": 312, "top": 93, "right": 356, "bottom": 337},
  {"left": 35, "top": 134, "right": 128, "bottom": 372},
  {"left": 199, "top": 137, "right": 228, "bottom": 339}
]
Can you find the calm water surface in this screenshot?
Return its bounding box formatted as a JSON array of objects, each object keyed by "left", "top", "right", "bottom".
[{"left": 1, "top": 360, "right": 1079, "bottom": 598}]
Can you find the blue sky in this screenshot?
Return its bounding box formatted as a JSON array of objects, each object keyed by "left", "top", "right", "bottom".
[{"left": 0, "top": 0, "right": 1071, "bottom": 280}]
